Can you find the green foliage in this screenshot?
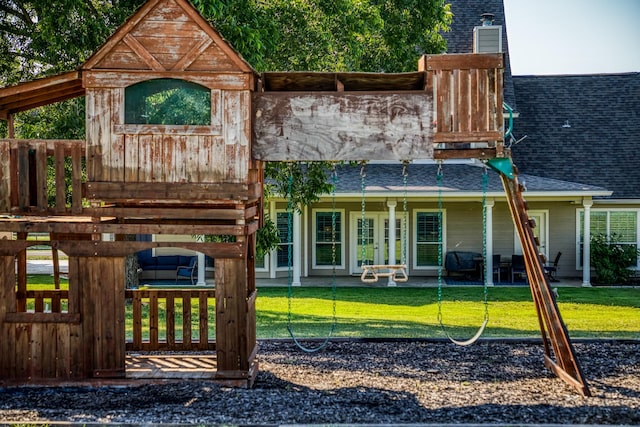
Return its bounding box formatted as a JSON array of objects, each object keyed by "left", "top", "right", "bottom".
[
  {"left": 591, "top": 233, "right": 639, "bottom": 285},
  {"left": 265, "top": 162, "right": 334, "bottom": 213},
  {"left": 256, "top": 214, "right": 280, "bottom": 258}
]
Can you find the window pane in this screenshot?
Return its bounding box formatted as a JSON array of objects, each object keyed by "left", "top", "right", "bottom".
[
  {"left": 610, "top": 211, "right": 637, "bottom": 242},
  {"left": 416, "top": 212, "right": 442, "bottom": 267},
  {"left": 125, "top": 78, "right": 211, "bottom": 125},
  {"left": 276, "top": 212, "right": 292, "bottom": 268},
  {"left": 315, "top": 212, "right": 341, "bottom": 266}
]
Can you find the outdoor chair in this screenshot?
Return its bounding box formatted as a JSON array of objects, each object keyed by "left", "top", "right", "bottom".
[
  {"left": 492, "top": 254, "right": 504, "bottom": 283},
  {"left": 511, "top": 254, "right": 527, "bottom": 283},
  {"left": 176, "top": 257, "right": 197, "bottom": 285},
  {"left": 544, "top": 252, "right": 562, "bottom": 282}
]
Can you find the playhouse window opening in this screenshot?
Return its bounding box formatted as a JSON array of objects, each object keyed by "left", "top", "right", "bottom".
[
  {"left": 15, "top": 245, "right": 71, "bottom": 314},
  {"left": 125, "top": 78, "right": 211, "bottom": 125}
]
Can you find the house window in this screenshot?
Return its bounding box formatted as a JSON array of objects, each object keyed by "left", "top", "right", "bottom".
[
  {"left": 414, "top": 210, "right": 444, "bottom": 268},
  {"left": 125, "top": 78, "right": 211, "bottom": 125},
  {"left": 276, "top": 211, "right": 292, "bottom": 269},
  {"left": 578, "top": 209, "right": 639, "bottom": 268},
  {"left": 313, "top": 210, "right": 343, "bottom": 268}
]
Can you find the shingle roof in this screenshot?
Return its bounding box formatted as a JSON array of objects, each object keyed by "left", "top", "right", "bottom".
[
  {"left": 331, "top": 163, "right": 606, "bottom": 195},
  {"left": 442, "top": 0, "right": 516, "bottom": 110},
  {"left": 511, "top": 73, "right": 640, "bottom": 199}
]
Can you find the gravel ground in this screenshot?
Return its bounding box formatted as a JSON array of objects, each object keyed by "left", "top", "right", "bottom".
[{"left": 0, "top": 340, "right": 638, "bottom": 425}]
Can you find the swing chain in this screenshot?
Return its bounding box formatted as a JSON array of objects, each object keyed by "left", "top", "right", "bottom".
[
  {"left": 436, "top": 161, "right": 444, "bottom": 324},
  {"left": 360, "top": 161, "right": 368, "bottom": 268},
  {"left": 331, "top": 163, "right": 338, "bottom": 322},
  {"left": 401, "top": 161, "right": 409, "bottom": 266},
  {"left": 481, "top": 164, "right": 489, "bottom": 321}
]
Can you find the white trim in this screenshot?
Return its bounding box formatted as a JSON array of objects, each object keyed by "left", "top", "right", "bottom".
[
  {"left": 311, "top": 208, "right": 346, "bottom": 270},
  {"left": 413, "top": 209, "right": 446, "bottom": 271}
]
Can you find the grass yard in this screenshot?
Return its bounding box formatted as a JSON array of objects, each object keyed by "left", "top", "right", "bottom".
[{"left": 258, "top": 286, "right": 640, "bottom": 339}]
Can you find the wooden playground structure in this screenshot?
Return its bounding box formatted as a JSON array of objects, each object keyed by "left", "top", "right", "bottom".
[{"left": 0, "top": 0, "right": 589, "bottom": 395}]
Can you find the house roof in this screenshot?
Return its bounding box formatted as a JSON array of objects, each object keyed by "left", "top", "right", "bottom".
[
  {"left": 511, "top": 73, "right": 640, "bottom": 199},
  {"left": 329, "top": 163, "right": 608, "bottom": 198},
  {"left": 442, "top": 0, "right": 516, "bottom": 110}
]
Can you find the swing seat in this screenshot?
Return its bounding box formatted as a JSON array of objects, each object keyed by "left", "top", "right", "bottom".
[{"left": 360, "top": 264, "right": 408, "bottom": 283}]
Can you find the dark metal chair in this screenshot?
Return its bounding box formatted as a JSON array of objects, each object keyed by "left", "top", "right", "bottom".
[
  {"left": 492, "top": 254, "right": 503, "bottom": 283},
  {"left": 176, "top": 257, "right": 197, "bottom": 285},
  {"left": 511, "top": 254, "right": 527, "bottom": 283},
  {"left": 544, "top": 252, "right": 562, "bottom": 282}
]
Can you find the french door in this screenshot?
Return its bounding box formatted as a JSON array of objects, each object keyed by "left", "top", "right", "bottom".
[{"left": 349, "top": 212, "right": 405, "bottom": 274}]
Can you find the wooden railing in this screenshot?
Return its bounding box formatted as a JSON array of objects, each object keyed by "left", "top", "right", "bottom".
[
  {"left": 0, "top": 139, "right": 85, "bottom": 215},
  {"left": 16, "top": 289, "right": 69, "bottom": 313},
  {"left": 420, "top": 53, "right": 505, "bottom": 160},
  {"left": 125, "top": 288, "right": 216, "bottom": 351}
]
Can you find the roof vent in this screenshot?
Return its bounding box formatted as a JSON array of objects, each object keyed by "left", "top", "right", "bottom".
[
  {"left": 480, "top": 13, "right": 495, "bottom": 26},
  {"left": 474, "top": 13, "right": 502, "bottom": 53}
]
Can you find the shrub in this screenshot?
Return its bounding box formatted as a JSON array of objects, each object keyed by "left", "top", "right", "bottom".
[{"left": 590, "top": 233, "right": 639, "bottom": 285}]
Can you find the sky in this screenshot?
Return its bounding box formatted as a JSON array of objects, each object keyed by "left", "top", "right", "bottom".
[{"left": 502, "top": 0, "right": 640, "bottom": 75}]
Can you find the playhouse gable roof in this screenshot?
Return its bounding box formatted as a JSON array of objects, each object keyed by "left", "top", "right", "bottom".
[{"left": 82, "top": 0, "right": 256, "bottom": 74}]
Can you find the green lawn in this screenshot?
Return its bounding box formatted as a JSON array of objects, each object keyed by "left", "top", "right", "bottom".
[
  {"left": 22, "top": 275, "right": 640, "bottom": 340},
  {"left": 259, "top": 286, "right": 640, "bottom": 339}
]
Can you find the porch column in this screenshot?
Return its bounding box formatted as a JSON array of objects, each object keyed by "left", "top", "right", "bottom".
[
  {"left": 582, "top": 199, "right": 593, "bottom": 287},
  {"left": 196, "top": 252, "right": 206, "bottom": 285},
  {"left": 387, "top": 200, "right": 397, "bottom": 287},
  {"left": 485, "top": 199, "right": 495, "bottom": 286},
  {"left": 269, "top": 200, "right": 277, "bottom": 279},
  {"left": 292, "top": 209, "right": 302, "bottom": 286}
]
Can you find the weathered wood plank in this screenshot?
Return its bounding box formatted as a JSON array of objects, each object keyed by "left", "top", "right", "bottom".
[
  {"left": 133, "top": 293, "right": 142, "bottom": 349},
  {"left": 0, "top": 141, "right": 10, "bottom": 212},
  {"left": 166, "top": 294, "right": 175, "bottom": 346},
  {"left": 85, "top": 89, "right": 109, "bottom": 181},
  {"left": 124, "top": 134, "right": 139, "bottom": 183},
  {"left": 182, "top": 291, "right": 192, "bottom": 346},
  {"left": 54, "top": 143, "right": 66, "bottom": 213},
  {"left": 423, "top": 53, "right": 503, "bottom": 70},
  {"left": 198, "top": 292, "right": 208, "bottom": 350},
  {"left": 114, "top": 124, "right": 223, "bottom": 136},
  {"left": 149, "top": 293, "right": 159, "bottom": 350},
  {"left": 71, "top": 143, "right": 83, "bottom": 214},
  {"left": 85, "top": 181, "right": 261, "bottom": 202},
  {"left": 35, "top": 141, "right": 48, "bottom": 210},
  {"left": 253, "top": 92, "right": 434, "bottom": 161},
  {"left": 17, "top": 142, "right": 29, "bottom": 208},
  {"left": 83, "top": 71, "right": 252, "bottom": 90},
  {"left": 137, "top": 134, "right": 153, "bottom": 182},
  {"left": 434, "top": 131, "right": 503, "bottom": 143}
]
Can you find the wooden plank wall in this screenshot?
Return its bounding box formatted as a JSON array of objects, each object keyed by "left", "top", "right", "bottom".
[
  {"left": 86, "top": 86, "right": 251, "bottom": 187},
  {"left": 0, "top": 255, "right": 86, "bottom": 380},
  {"left": 81, "top": 256, "right": 126, "bottom": 378}
]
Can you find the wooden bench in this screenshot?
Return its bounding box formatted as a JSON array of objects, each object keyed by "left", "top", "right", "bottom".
[{"left": 360, "top": 264, "right": 408, "bottom": 283}]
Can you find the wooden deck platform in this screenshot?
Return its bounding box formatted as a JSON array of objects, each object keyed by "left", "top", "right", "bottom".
[{"left": 126, "top": 353, "right": 216, "bottom": 379}]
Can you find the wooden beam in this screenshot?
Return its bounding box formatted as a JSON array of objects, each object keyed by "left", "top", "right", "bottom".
[
  {"left": 422, "top": 53, "right": 504, "bottom": 70},
  {"left": 85, "top": 182, "right": 262, "bottom": 202}
]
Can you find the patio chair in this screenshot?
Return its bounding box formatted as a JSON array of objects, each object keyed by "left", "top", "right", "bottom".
[
  {"left": 176, "top": 257, "right": 197, "bottom": 285},
  {"left": 544, "top": 252, "right": 562, "bottom": 282},
  {"left": 511, "top": 254, "right": 527, "bottom": 283},
  {"left": 492, "top": 254, "right": 504, "bottom": 283}
]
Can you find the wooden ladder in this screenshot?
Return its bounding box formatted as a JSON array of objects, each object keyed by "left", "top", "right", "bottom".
[{"left": 501, "top": 167, "right": 591, "bottom": 397}]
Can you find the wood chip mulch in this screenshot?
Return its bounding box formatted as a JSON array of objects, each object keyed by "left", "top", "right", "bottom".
[{"left": 0, "top": 340, "right": 638, "bottom": 425}]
